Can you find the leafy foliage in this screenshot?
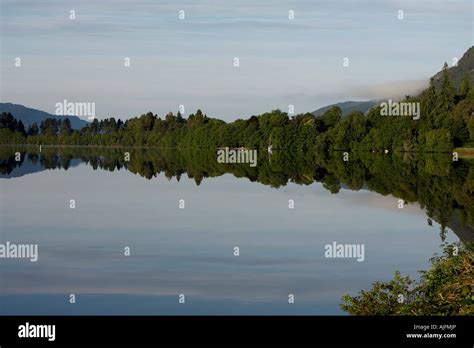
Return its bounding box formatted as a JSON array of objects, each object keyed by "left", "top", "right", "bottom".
[{"left": 341, "top": 243, "right": 474, "bottom": 315}]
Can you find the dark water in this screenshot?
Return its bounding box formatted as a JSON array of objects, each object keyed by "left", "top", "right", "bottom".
[{"left": 0, "top": 146, "right": 472, "bottom": 314}]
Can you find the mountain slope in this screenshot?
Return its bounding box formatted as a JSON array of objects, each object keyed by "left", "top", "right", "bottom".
[
  {"left": 312, "top": 100, "right": 379, "bottom": 117},
  {"left": 0, "top": 103, "right": 89, "bottom": 129},
  {"left": 432, "top": 46, "right": 474, "bottom": 88}
]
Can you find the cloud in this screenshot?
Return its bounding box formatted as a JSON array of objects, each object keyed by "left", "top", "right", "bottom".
[
  {"left": 347, "top": 79, "right": 429, "bottom": 100},
  {"left": 282, "top": 79, "right": 429, "bottom": 110}
]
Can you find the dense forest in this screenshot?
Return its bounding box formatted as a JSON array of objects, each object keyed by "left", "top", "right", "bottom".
[{"left": 1, "top": 64, "right": 473, "bottom": 153}]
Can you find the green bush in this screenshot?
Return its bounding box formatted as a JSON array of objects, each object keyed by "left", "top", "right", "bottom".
[{"left": 341, "top": 244, "right": 474, "bottom": 315}]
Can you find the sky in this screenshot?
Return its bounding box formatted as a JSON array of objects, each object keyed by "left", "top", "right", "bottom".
[{"left": 1, "top": 0, "right": 473, "bottom": 121}]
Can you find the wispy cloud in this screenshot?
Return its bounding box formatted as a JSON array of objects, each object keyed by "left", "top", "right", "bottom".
[{"left": 347, "top": 79, "right": 429, "bottom": 100}]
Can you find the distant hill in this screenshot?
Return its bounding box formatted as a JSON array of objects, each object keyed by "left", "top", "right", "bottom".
[
  {"left": 312, "top": 100, "right": 379, "bottom": 117},
  {"left": 0, "top": 103, "right": 89, "bottom": 129},
  {"left": 432, "top": 46, "right": 474, "bottom": 89}
]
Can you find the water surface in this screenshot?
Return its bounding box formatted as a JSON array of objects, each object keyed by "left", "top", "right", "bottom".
[{"left": 0, "top": 147, "right": 472, "bottom": 314}]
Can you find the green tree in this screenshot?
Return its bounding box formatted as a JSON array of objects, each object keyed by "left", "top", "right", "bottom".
[
  {"left": 424, "top": 129, "right": 453, "bottom": 152},
  {"left": 61, "top": 118, "right": 72, "bottom": 135},
  {"left": 321, "top": 106, "right": 342, "bottom": 129},
  {"left": 459, "top": 74, "right": 471, "bottom": 98},
  {"left": 17, "top": 120, "right": 26, "bottom": 136},
  {"left": 468, "top": 117, "right": 474, "bottom": 142},
  {"left": 439, "top": 62, "right": 456, "bottom": 112},
  {"left": 28, "top": 122, "right": 39, "bottom": 136}
]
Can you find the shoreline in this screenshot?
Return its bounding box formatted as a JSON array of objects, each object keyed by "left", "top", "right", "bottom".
[{"left": 1, "top": 143, "right": 472, "bottom": 156}]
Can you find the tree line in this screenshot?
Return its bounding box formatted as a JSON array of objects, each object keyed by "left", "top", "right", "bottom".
[{"left": 1, "top": 65, "right": 473, "bottom": 152}]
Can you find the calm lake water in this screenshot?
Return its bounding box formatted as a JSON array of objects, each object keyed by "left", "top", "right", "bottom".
[{"left": 0, "top": 146, "right": 472, "bottom": 314}]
